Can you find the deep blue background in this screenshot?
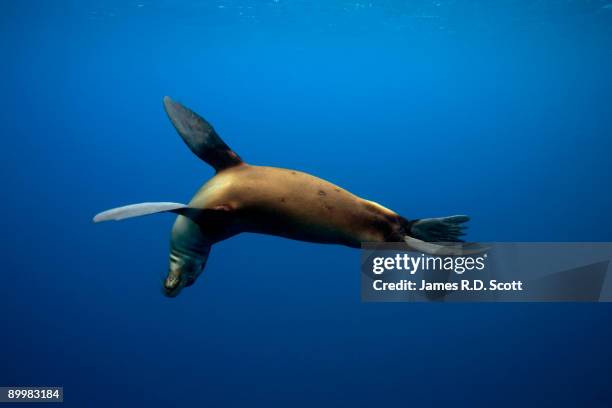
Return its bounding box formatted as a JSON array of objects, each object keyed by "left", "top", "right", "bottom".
[{"left": 2, "top": 1, "right": 612, "bottom": 406}]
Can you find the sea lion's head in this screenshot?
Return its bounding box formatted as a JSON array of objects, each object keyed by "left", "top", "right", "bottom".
[
  {"left": 163, "top": 250, "right": 206, "bottom": 297},
  {"left": 164, "top": 215, "right": 210, "bottom": 297}
]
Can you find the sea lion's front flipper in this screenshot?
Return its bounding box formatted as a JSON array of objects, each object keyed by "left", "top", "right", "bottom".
[
  {"left": 163, "top": 96, "right": 243, "bottom": 172},
  {"left": 93, "top": 202, "right": 188, "bottom": 223}
]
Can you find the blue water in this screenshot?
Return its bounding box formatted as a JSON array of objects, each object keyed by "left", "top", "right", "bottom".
[{"left": 2, "top": 1, "right": 612, "bottom": 406}]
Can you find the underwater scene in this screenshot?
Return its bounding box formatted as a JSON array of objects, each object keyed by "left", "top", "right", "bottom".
[{"left": 2, "top": 1, "right": 612, "bottom": 406}]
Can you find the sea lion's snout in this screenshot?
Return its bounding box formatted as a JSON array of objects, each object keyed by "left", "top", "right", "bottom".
[
  {"left": 163, "top": 245, "right": 208, "bottom": 298},
  {"left": 163, "top": 268, "right": 185, "bottom": 298}
]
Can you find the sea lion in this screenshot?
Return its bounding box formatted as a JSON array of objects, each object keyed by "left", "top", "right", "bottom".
[{"left": 94, "top": 97, "right": 473, "bottom": 297}]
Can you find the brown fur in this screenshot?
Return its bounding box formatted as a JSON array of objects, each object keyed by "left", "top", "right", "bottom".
[{"left": 189, "top": 163, "right": 408, "bottom": 247}]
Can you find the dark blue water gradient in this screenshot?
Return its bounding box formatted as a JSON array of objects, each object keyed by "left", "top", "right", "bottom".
[{"left": 1, "top": 1, "right": 612, "bottom": 406}]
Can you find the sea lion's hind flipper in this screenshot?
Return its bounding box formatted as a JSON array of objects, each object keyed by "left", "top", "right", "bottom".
[
  {"left": 410, "top": 215, "right": 469, "bottom": 243},
  {"left": 403, "top": 236, "right": 488, "bottom": 256},
  {"left": 93, "top": 202, "right": 188, "bottom": 223},
  {"left": 163, "top": 96, "right": 242, "bottom": 172},
  {"left": 403, "top": 215, "right": 488, "bottom": 255}
]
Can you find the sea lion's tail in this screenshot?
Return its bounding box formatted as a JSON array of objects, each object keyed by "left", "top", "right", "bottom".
[{"left": 403, "top": 215, "right": 486, "bottom": 256}]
